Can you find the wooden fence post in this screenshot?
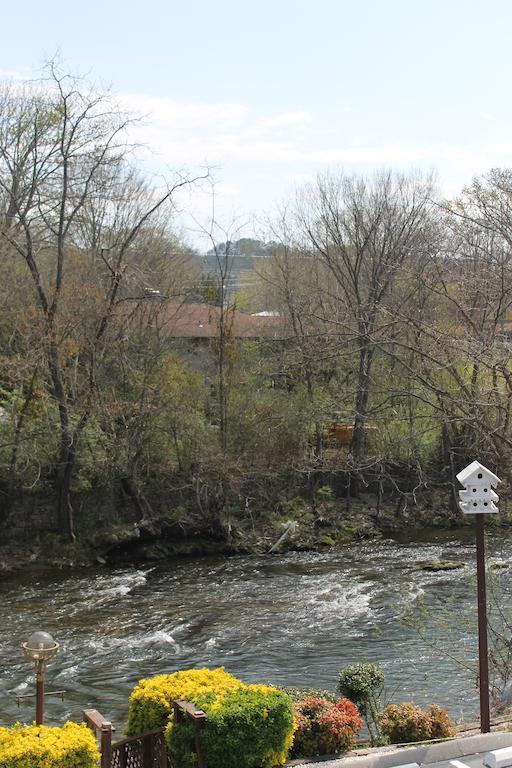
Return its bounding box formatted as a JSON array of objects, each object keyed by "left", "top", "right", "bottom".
[
  {"left": 193, "top": 716, "right": 206, "bottom": 768},
  {"left": 100, "top": 722, "right": 112, "bottom": 768},
  {"left": 173, "top": 700, "right": 207, "bottom": 768},
  {"left": 83, "top": 709, "right": 112, "bottom": 768},
  {"left": 143, "top": 733, "right": 155, "bottom": 768}
]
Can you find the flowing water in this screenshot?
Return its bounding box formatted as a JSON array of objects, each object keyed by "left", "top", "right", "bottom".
[{"left": 1, "top": 529, "right": 511, "bottom": 731}]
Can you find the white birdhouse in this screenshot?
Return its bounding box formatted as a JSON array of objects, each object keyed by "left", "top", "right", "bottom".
[{"left": 456, "top": 460, "right": 501, "bottom": 514}]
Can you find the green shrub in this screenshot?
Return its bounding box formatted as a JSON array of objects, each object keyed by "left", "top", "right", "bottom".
[
  {"left": 291, "top": 696, "right": 363, "bottom": 758},
  {"left": 167, "top": 685, "right": 295, "bottom": 768},
  {"left": 314, "top": 485, "right": 334, "bottom": 503},
  {"left": 337, "top": 663, "right": 385, "bottom": 707},
  {"left": 0, "top": 721, "right": 100, "bottom": 768},
  {"left": 280, "top": 686, "right": 338, "bottom": 703},
  {"left": 127, "top": 668, "right": 295, "bottom": 768},
  {"left": 338, "top": 663, "right": 385, "bottom": 745},
  {"left": 380, "top": 703, "right": 455, "bottom": 744}
]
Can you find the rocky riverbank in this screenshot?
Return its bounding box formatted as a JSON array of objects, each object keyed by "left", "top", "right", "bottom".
[{"left": 2, "top": 486, "right": 511, "bottom": 577}]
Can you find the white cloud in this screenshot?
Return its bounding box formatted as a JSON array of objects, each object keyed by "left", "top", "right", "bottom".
[
  {"left": 3, "top": 69, "right": 512, "bottom": 241},
  {"left": 260, "top": 111, "right": 312, "bottom": 128},
  {"left": 0, "top": 67, "right": 32, "bottom": 81},
  {"left": 121, "top": 91, "right": 315, "bottom": 168},
  {"left": 121, "top": 90, "right": 511, "bottom": 181},
  {"left": 116, "top": 89, "right": 512, "bottom": 241},
  {"left": 122, "top": 93, "right": 250, "bottom": 131}
]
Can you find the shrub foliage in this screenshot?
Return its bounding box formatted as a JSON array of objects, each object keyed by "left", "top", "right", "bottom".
[
  {"left": 291, "top": 696, "right": 363, "bottom": 757},
  {"left": 338, "top": 663, "right": 385, "bottom": 744},
  {"left": 127, "top": 667, "right": 295, "bottom": 768},
  {"left": 0, "top": 722, "right": 100, "bottom": 768},
  {"left": 127, "top": 667, "right": 242, "bottom": 735},
  {"left": 380, "top": 702, "right": 455, "bottom": 744}
]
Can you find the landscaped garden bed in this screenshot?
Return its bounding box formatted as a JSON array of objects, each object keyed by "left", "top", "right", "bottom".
[{"left": 125, "top": 663, "right": 455, "bottom": 767}]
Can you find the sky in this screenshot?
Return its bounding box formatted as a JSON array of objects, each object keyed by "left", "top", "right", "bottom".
[{"left": 3, "top": 0, "right": 512, "bottom": 244}]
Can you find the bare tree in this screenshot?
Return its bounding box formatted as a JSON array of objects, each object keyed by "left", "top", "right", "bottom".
[
  {"left": 396, "top": 169, "right": 512, "bottom": 483},
  {"left": 296, "top": 170, "right": 435, "bottom": 480},
  {"left": 257, "top": 209, "right": 337, "bottom": 457},
  {"left": 0, "top": 64, "right": 204, "bottom": 539}
]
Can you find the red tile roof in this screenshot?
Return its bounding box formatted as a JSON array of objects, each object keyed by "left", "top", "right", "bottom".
[{"left": 156, "top": 303, "right": 285, "bottom": 339}]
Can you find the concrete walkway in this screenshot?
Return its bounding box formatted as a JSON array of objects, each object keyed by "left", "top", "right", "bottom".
[{"left": 291, "top": 732, "right": 512, "bottom": 768}]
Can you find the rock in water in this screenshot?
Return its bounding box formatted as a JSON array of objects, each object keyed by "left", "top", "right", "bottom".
[{"left": 417, "top": 560, "right": 465, "bottom": 572}]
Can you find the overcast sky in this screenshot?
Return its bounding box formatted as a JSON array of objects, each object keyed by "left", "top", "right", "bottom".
[{"left": 3, "top": 0, "right": 512, "bottom": 243}]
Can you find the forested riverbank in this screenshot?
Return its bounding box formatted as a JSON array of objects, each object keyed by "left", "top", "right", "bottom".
[
  {"left": 2, "top": 66, "right": 512, "bottom": 571},
  {"left": 1, "top": 484, "right": 511, "bottom": 576}
]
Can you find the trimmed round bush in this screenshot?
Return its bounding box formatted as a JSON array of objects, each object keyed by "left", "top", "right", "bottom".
[
  {"left": 380, "top": 702, "right": 455, "bottom": 744},
  {"left": 166, "top": 684, "right": 295, "bottom": 768},
  {"left": 337, "top": 663, "right": 385, "bottom": 712},
  {"left": 291, "top": 696, "right": 363, "bottom": 758},
  {"left": 127, "top": 667, "right": 242, "bottom": 735},
  {"left": 127, "top": 667, "right": 295, "bottom": 768},
  {"left": 380, "top": 703, "right": 430, "bottom": 743},
  {"left": 0, "top": 721, "right": 100, "bottom": 768}
]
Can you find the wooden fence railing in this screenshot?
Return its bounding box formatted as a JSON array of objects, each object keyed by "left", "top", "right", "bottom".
[
  {"left": 83, "top": 709, "right": 114, "bottom": 768},
  {"left": 83, "top": 699, "right": 206, "bottom": 768},
  {"left": 110, "top": 727, "right": 168, "bottom": 768},
  {"left": 172, "top": 700, "right": 206, "bottom": 768}
]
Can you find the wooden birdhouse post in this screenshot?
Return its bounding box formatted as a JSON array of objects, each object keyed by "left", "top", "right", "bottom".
[{"left": 456, "top": 460, "right": 501, "bottom": 734}]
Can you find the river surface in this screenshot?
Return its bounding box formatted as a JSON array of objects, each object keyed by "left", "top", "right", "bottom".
[{"left": 0, "top": 529, "right": 511, "bottom": 731}]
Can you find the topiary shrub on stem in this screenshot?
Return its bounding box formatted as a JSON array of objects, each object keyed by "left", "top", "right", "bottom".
[
  {"left": 291, "top": 696, "right": 363, "bottom": 758},
  {"left": 337, "top": 663, "right": 385, "bottom": 745},
  {"left": 380, "top": 702, "right": 455, "bottom": 744}
]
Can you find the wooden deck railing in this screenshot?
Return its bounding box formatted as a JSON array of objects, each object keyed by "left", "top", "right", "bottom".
[
  {"left": 110, "top": 727, "right": 168, "bottom": 768},
  {"left": 83, "top": 709, "right": 114, "bottom": 768},
  {"left": 172, "top": 700, "right": 206, "bottom": 768},
  {"left": 83, "top": 700, "right": 206, "bottom": 768}
]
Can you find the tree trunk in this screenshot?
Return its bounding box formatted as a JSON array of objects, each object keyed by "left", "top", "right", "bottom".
[
  {"left": 56, "top": 442, "right": 76, "bottom": 541},
  {"left": 351, "top": 337, "right": 373, "bottom": 459},
  {"left": 350, "top": 335, "right": 374, "bottom": 495},
  {"left": 8, "top": 368, "right": 39, "bottom": 502},
  {"left": 47, "top": 338, "right": 77, "bottom": 540}
]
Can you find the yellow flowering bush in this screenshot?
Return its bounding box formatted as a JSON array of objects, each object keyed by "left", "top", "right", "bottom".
[
  {"left": 0, "top": 721, "right": 100, "bottom": 768},
  {"left": 127, "top": 667, "right": 295, "bottom": 768},
  {"left": 127, "top": 667, "right": 242, "bottom": 734}
]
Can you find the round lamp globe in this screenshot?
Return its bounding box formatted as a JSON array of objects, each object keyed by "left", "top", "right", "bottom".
[{"left": 27, "top": 631, "right": 55, "bottom": 650}]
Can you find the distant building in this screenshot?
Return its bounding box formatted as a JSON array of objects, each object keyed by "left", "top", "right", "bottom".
[{"left": 152, "top": 302, "right": 285, "bottom": 340}]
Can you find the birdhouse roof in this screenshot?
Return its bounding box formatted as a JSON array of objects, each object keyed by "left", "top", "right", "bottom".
[{"left": 456, "top": 460, "right": 500, "bottom": 486}]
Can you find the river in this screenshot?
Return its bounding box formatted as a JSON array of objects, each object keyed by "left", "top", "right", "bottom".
[{"left": 0, "top": 528, "right": 511, "bottom": 731}]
